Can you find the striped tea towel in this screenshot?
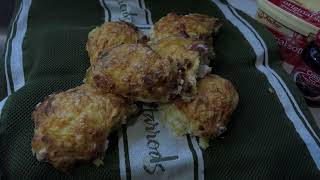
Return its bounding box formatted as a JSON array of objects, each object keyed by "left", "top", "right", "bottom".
[{"left": 0, "top": 0, "right": 320, "bottom": 179}]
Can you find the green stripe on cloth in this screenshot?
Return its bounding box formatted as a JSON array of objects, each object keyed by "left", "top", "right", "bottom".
[
  {"left": 147, "top": 1, "right": 317, "bottom": 178},
  {"left": 7, "top": 0, "right": 32, "bottom": 92},
  {"left": 0, "top": 0, "right": 121, "bottom": 179},
  {"left": 0, "top": 0, "right": 23, "bottom": 99},
  {"left": 225, "top": 0, "right": 320, "bottom": 154},
  {"left": 0, "top": 58, "right": 8, "bottom": 100},
  {"left": 234, "top": 10, "right": 320, "bottom": 141},
  {"left": 187, "top": 135, "right": 199, "bottom": 180},
  {"left": 7, "top": 0, "right": 23, "bottom": 92},
  {"left": 99, "top": 0, "right": 111, "bottom": 22},
  {"left": 208, "top": 0, "right": 319, "bottom": 176},
  {"left": 237, "top": 9, "right": 320, "bottom": 146},
  {"left": 0, "top": 0, "right": 320, "bottom": 179},
  {"left": 22, "top": 0, "right": 103, "bottom": 82},
  {"left": 121, "top": 125, "right": 132, "bottom": 180}
]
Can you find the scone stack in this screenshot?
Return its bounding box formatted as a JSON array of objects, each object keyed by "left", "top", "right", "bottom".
[{"left": 31, "top": 13, "right": 238, "bottom": 171}]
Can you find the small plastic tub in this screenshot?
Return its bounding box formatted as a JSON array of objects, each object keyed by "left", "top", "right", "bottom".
[{"left": 256, "top": 0, "right": 320, "bottom": 105}]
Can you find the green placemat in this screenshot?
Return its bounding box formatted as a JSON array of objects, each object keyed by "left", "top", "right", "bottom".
[{"left": 0, "top": 0, "right": 319, "bottom": 179}]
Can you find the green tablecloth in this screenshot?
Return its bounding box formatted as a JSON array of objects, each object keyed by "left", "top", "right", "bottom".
[{"left": 0, "top": 0, "right": 320, "bottom": 179}]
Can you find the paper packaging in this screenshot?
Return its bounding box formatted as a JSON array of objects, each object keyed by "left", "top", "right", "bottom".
[
  {"left": 256, "top": 0, "right": 320, "bottom": 107},
  {"left": 256, "top": 0, "right": 320, "bottom": 73}
]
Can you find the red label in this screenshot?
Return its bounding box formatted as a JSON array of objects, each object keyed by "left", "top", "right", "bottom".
[
  {"left": 267, "top": 27, "right": 308, "bottom": 66},
  {"left": 269, "top": 0, "right": 320, "bottom": 28},
  {"left": 294, "top": 68, "right": 320, "bottom": 88},
  {"left": 293, "top": 61, "right": 320, "bottom": 101}
]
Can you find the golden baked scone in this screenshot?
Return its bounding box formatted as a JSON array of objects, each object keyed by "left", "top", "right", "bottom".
[
  {"left": 84, "top": 43, "right": 180, "bottom": 103},
  {"left": 160, "top": 74, "right": 239, "bottom": 148},
  {"left": 31, "top": 84, "right": 137, "bottom": 171},
  {"left": 151, "top": 13, "right": 222, "bottom": 43},
  {"left": 86, "top": 21, "right": 142, "bottom": 64},
  {"left": 149, "top": 36, "right": 213, "bottom": 100}
]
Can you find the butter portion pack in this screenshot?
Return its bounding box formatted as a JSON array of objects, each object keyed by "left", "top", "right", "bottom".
[{"left": 256, "top": 0, "right": 320, "bottom": 72}]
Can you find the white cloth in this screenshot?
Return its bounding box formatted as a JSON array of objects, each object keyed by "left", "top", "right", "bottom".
[{"left": 228, "top": 0, "right": 258, "bottom": 18}]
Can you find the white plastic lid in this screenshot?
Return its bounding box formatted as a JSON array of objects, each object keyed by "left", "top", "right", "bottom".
[{"left": 257, "top": 0, "right": 320, "bottom": 37}]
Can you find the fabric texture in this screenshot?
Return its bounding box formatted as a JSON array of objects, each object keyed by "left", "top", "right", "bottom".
[{"left": 0, "top": 0, "right": 320, "bottom": 179}]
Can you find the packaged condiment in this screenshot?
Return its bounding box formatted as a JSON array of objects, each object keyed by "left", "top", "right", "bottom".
[
  {"left": 293, "top": 38, "right": 320, "bottom": 106},
  {"left": 256, "top": 0, "right": 320, "bottom": 105}
]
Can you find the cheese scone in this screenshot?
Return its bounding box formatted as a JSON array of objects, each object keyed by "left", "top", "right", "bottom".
[
  {"left": 85, "top": 43, "right": 181, "bottom": 103},
  {"left": 31, "top": 84, "right": 137, "bottom": 171},
  {"left": 149, "top": 36, "right": 213, "bottom": 100},
  {"left": 160, "top": 75, "right": 239, "bottom": 148},
  {"left": 86, "top": 21, "right": 142, "bottom": 64},
  {"left": 151, "top": 13, "right": 222, "bottom": 44}
]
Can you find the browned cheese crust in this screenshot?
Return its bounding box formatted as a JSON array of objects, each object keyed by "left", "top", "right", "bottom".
[
  {"left": 85, "top": 43, "right": 180, "bottom": 103},
  {"left": 31, "top": 84, "right": 137, "bottom": 171},
  {"left": 149, "top": 36, "right": 212, "bottom": 100},
  {"left": 151, "top": 13, "right": 222, "bottom": 43},
  {"left": 86, "top": 21, "right": 142, "bottom": 64},
  {"left": 176, "top": 74, "right": 238, "bottom": 137}
]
